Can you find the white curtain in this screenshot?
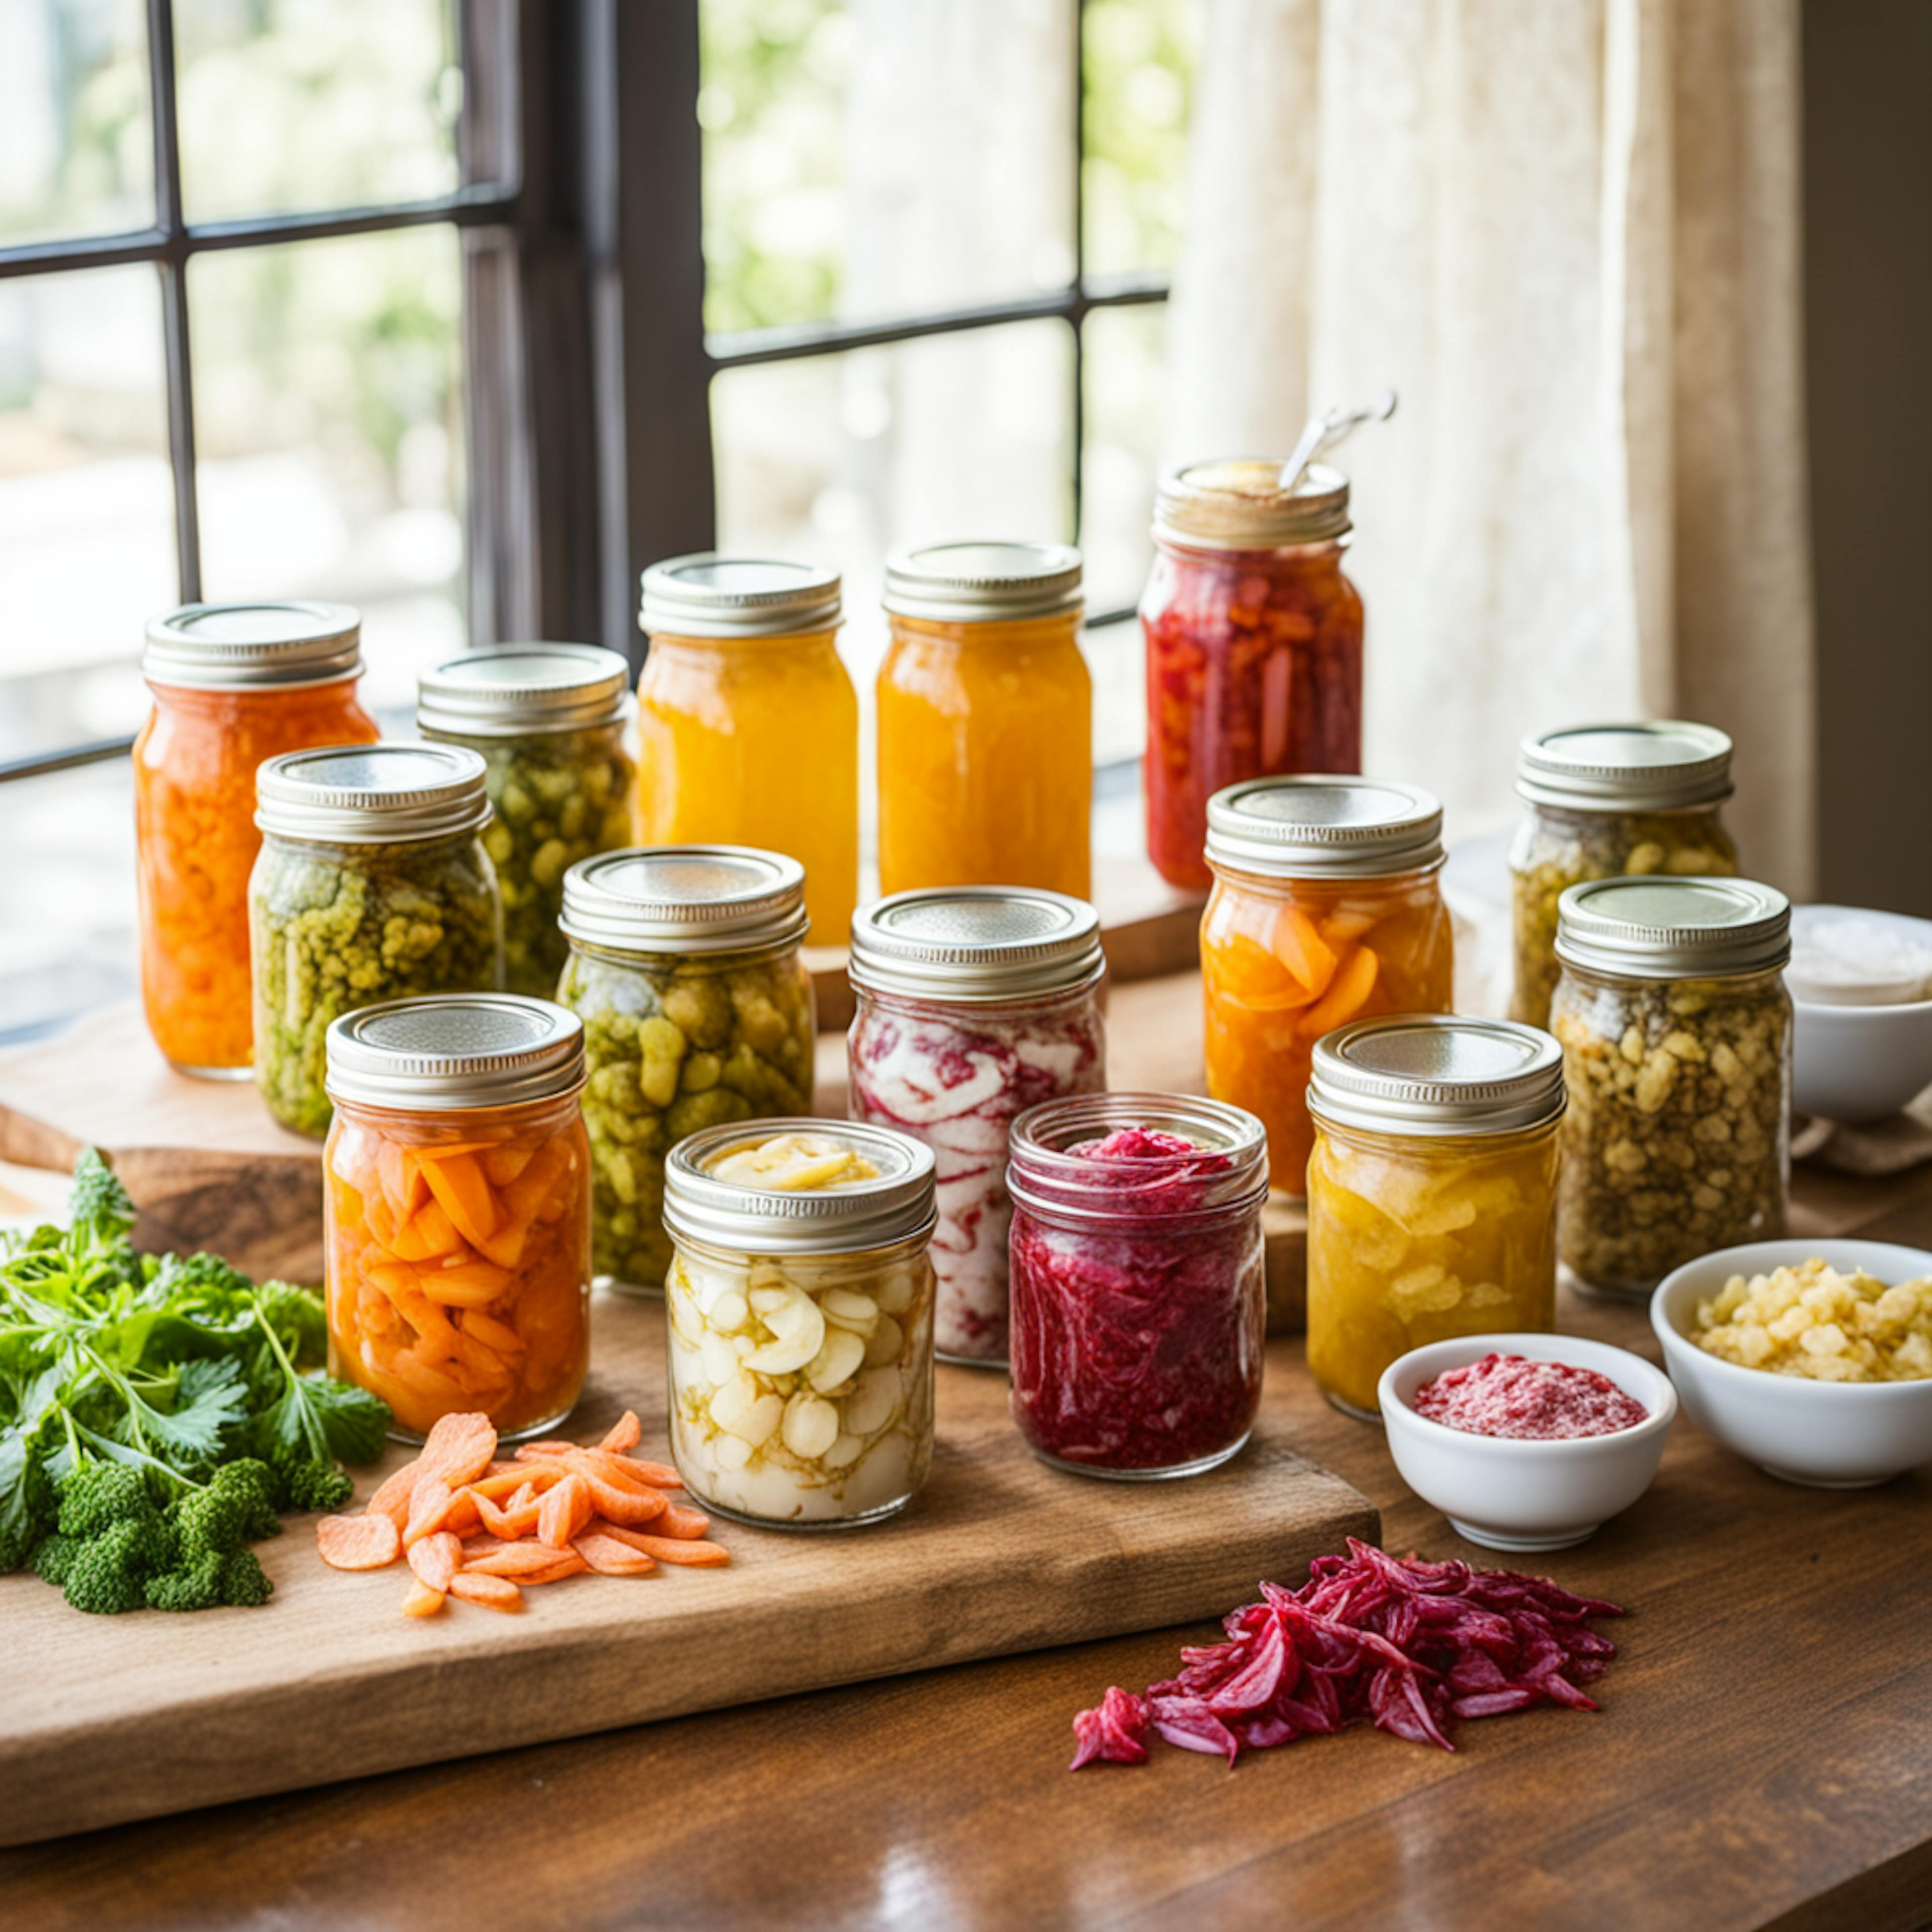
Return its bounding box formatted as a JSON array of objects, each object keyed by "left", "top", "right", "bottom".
[{"left": 1165, "top": 0, "right": 1816, "bottom": 894}]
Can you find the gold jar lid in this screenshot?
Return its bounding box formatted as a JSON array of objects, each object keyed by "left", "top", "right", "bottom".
[
  {"left": 1153, "top": 459, "right": 1351, "bottom": 549},
  {"left": 1310, "top": 1017, "right": 1565, "bottom": 1138}
]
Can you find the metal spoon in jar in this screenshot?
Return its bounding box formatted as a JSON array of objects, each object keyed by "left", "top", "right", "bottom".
[{"left": 1279, "top": 389, "right": 1398, "bottom": 494}]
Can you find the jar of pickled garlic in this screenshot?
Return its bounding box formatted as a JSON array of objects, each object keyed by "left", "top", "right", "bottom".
[
  {"left": 1553, "top": 877, "right": 1792, "bottom": 1300},
  {"left": 1007, "top": 1093, "right": 1267, "bottom": 1478},
  {"left": 662, "top": 1123, "right": 937, "bottom": 1528},
  {"left": 1140, "top": 460, "right": 1363, "bottom": 893},
  {"left": 1201, "top": 777, "right": 1455, "bottom": 1198},
  {"left": 322, "top": 994, "right": 591, "bottom": 1441},
  {"left": 134, "top": 601, "right": 378, "bottom": 1078},
  {"left": 250, "top": 745, "right": 506, "bottom": 1138},
  {"left": 1510, "top": 720, "right": 1738, "bottom": 1031},
  {"left": 847, "top": 887, "right": 1107, "bottom": 1366},
  {"left": 877, "top": 541, "right": 1091, "bottom": 901},
  {"left": 1305, "top": 1016, "right": 1566, "bottom": 1419},
  {"left": 637, "top": 555, "right": 856, "bottom": 941},
  {"left": 558, "top": 846, "right": 817, "bottom": 1295},
  {"left": 418, "top": 643, "right": 636, "bottom": 999}
]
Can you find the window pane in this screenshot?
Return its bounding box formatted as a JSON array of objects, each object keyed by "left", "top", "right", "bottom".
[
  {"left": 0, "top": 265, "right": 175, "bottom": 762},
  {"left": 701, "top": 0, "right": 1076, "bottom": 335},
  {"left": 189, "top": 226, "right": 465, "bottom": 718},
  {"left": 0, "top": 0, "right": 155, "bottom": 246},
  {"left": 1081, "top": 0, "right": 1199, "bottom": 277},
  {"left": 174, "top": 0, "right": 460, "bottom": 223}
]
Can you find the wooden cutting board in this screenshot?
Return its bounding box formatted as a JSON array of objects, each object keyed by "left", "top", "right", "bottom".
[{"left": 0, "top": 1303, "right": 1375, "bottom": 1848}]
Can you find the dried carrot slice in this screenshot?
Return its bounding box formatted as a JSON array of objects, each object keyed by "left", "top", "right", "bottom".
[
  {"left": 403, "top": 1476, "right": 456, "bottom": 1547},
  {"left": 609, "top": 1534, "right": 730, "bottom": 1567},
  {"left": 401, "top": 1580, "right": 445, "bottom": 1618},
  {"left": 536, "top": 1471, "right": 594, "bottom": 1550},
  {"left": 468, "top": 1466, "right": 539, "bottom": 1502},
  {"left": 316, "top": 1513, "right": 403, "bottom": 1571},
  {"left": 569, "top": 1465, "right": 667, "bottom": 1527},
  {"left": 416, "top": 1411, "right": 500, "bottom": 1488},
  {"left": 365, "top": 1459, "right": 423, "bottom": 1533},
  {"left": 571, "top": 1531, "right": 657, "bottom": 1577},
  {"left": 598, "top": 1410, "right": 642, "bottom": 1455},
  {"left": 407, "top": 1531, "right": 463, "bottom": 1594},
  {"left": 616, "top": 1459, "right": 684, "bottom": 1490},
  {"left": 513, "top": 1441, "right": 577, "bottom": 1461},
  {"left": 651, "top": 1503, "right": 712, "bottom": 1540},
  {"left": 463, "top": 1543, "right": 591, "bottom": 1581},
  {"left": 448, "top": 1571, "right": 524, "bottom": 1613}
]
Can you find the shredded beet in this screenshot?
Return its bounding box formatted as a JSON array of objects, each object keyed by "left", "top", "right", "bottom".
[{"left": 1068, "top": 1540, "right": 1625, "bottom": 1769}]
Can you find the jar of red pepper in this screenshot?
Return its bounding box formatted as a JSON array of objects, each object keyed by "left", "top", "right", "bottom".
[
  {"left": 1140, "top": 459, "right": 1364, "bottom": 893},
  {"left": 1006, "top": 1092, "right": 1268, "bottom": 1479}
]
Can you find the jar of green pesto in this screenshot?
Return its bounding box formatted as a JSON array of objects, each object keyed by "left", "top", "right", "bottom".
[
  {"left": 250, "top": 744, "right": 506, "bottom": 1138},
  {"left": 417, "top": 643, "right": 636, "bottom": 998},
  {"left": 558, "top": 845, "right": 817, "bottom": 1294}
]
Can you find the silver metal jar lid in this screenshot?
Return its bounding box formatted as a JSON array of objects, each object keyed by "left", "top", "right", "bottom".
[
  {"left": 1555, "top": 876, "right": 1791, "bottom": 980},
  {"left": 325, "top": 995, "right": 585, "bottom": 1112},
  {"left": 1516, "top": 720, "right": 1734, "bottom": 813},
  {"left": 417, "top": 643, "right": 632, "bottom": 737},
  {"left": 848, "top": 888, "right": 1104, "bottom": 1003},
  {"left": 559, "top": 845, "right": 809, "bottom": 956},
  {"left": 1205, "top": 776, "right": 1444, "bottom": 878},
  {"left": 1309, "top": 1016, "right": 1566, "bottom": 1138},
  {"left": 255, "top": 742, "right": 491, "bottom": 843},
  {"left": 663, "top": 1120, "right": 937, "bottom": 1256},
  {"left": 882, "top": 541, "right": 1083, "bottom": 624},
  {"left": 1153, "top": 459, "right": 1351, "bottom": 549},
  {"left": 639, "top": 554, "right": 842, "bottom": 639},
  {"left": 143, "top": 600, "right": 363, "bottom": 690}
]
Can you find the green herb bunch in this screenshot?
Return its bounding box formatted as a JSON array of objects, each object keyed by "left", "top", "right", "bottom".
[{"left": 0, "top": 1151, "right": 391, "bottom": 1612}]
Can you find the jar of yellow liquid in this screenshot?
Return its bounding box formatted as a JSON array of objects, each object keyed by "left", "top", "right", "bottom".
[
  {"left": 636, "top": 555, "right": 858, "bottom": 942},
  {"left": 877, "top": 541, "right": 1091, "bottom": 901}
]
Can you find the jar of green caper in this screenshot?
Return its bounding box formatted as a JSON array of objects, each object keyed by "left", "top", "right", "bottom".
[
  {"left": 1510, "top": 721, "right": 1738, "bottom": 1030},
  {"left": 557, "top": 846, "right": 818, "bottom": 1294},
  {"left": 418, "top": 643, "right": 636, "bottom": 998},
  {"left": 1552, "top": 876, "right": 1791, "bottom": 1301}
]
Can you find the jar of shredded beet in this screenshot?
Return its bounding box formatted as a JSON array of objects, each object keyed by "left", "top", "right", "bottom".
[
  {"left": 1006, "top": 1093, "right": 1267, "bottom": 1478},
  {"left": 848, "top": 887, "right": 1107, "bottom": 1367}
]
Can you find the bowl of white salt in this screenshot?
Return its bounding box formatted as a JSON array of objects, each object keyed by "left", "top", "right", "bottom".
[{"left": 1788, "top": 906, "right": 1932, "bottom": 1123}]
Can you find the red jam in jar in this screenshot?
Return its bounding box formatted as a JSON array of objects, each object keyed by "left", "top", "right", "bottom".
[
  {"left": 1413, "top": 1353, "right": 1648, "bottom": 1441},
  {"left": 1006, "top": 1094, "right": 1268, "bottom": 1478}
]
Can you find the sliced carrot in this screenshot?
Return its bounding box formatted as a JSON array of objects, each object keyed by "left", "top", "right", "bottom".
[
  {"left": 608, "top": 1534, "right": 730, "bottom": 1567},
  {"left": 1298, "top": 941, "right": 1380, "bottom": 1037},
  {"left": 419, "top": 1150, "right": 499, "bottom": 1250},
  {"left": 1270, "top": 904, "right": 1338, "bottom": 996},
  {"left": 471, "top": 1490, "right": 527, "bottom": 1540},
  {"left": 448, "top": 1571, "right": 524, "bottom": 1613},
  {"left": 513, "top": 1441, "right": 578, "bottom": 1462},
  {"left": 461, "top": 1310, "right": 529, "bottom": 1356},
  {"left": 469, "top": 1466, "right": 540, "bottom": 1503},
  {"left": 401, "top": 1580, "right": 445, "bottom": 1618},
  {"left": 598, "top": 1410, "right": 642, "bottom": 1455},
  {"left": 376, "top": 1137, "right": 425, "bottom": 1218},
  {"left": 316, "top": 1513, "right": 403, "bottom": 1571},
  {"left": 618, "top": 1459, "right": 684, "bottom": 1491},
  {"left": 569, "top": 1465, "right": 667, "bottom": 1526},
  {"left": 420, "top": 1259, "right": 515, "bottom": 1309},
  {"left": 651, "top": 1502, "right": 712, "bottom": 1540},
  {"left": 482, "top": 1142, "right": 536, "bottom": 1188},
  {"left": 571, "top": 1531, "right": 657, "bottom": 1577},
  {"left": 536, "top": 1472, "right": 594, "bottom": 1550},
  {"left": 407, "top": 1530, "right": 463, "bottom": 1594},
  {"left": 403, "top": 1475, "right": 456, "bottom": 1547},
  {"left": 365, "top": 1459, "right": 423, "bottom": 1533},
  {"left": 416, "top": 1411, "right": 500, "bottom": 1488},
  {"left": 443, "top": 1489, "right": 484, "bottom": 1540},
  {"left": 463, "top": 1542, "right": 591, "bottom": 1581}
]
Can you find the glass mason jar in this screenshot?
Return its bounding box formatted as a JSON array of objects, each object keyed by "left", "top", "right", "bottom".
[
  {"left": 847, "top": 887, "right": 1108, "bottom": 1367},
  {"left": 418, "top": 642, "right": 636, "bottom": 998},
  {"left": 1006, "top": 1092, "right": 1268, "bottom": 1479},
  {"left": 1510, "top": 720, "right": 1738, "bottom": 1031},
  {"left": 1140, "top": 460, "right": 1364, "bottom": 893},
  {"left": 134, "top": 601, "right": 378, "bottom": 1078},
  {"left": 662, "top": 1121, "right": 937, "bottom": 1528},
  {"left": 249, "top": 745, "right": 506, "bottom": 1138},
  {"left": 637, "top": 555, "right": 857, "bottom": 942},
  {"left": 1201, "top": 776, "right": 1455, "bottom": 1199},
  {"left": 877, "top": 541, "right": 1092, "bottom": 902},
  {"left": 322, "top": 995, "right": 591, "bottom": 1442},
  {"left": 1305, "top": 1016, "right": 1566, "bottom": 1419},
  {"left": 557, "top": 846, "right": 817, "bottom": 1296},
  {"left": 1552, "top": 876, "right": 1792, "bottom": 1300}
]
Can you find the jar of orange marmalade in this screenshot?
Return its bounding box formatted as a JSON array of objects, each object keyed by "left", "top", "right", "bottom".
[
  {"left": 1201, "top": 777, "right": 1454, "bottom": 1198},
  {"left": 877, "top": 542, "right": 1091, "bottom": 902},
  {"left": 134, "top": 601, "right": 378, "bottom": 1078}
]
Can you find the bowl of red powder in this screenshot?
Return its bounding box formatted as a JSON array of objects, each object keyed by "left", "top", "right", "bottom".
[{"left": 1379, "top": 1334, "right": 1677, "bottom": 1552}]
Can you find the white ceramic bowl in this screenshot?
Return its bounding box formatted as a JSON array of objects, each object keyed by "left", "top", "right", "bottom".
[
  {"left": 1789, "top": 906, "right": 1932, "bottom": 1124},
  {"left": 1652, "top": 1239, "right": 1932, "bottom": 1488},
  {"left": 1378, "top": 1333, "right": 1677, "bottom": 1552}
]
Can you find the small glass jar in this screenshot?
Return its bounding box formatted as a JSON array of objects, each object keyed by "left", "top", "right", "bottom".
[
  {"left": 418, "top": 642, "right": 636, "bottom": 998},
  {"left": 637, "top": 555, "right": 857, "bottom": 942},
  {"left": 662, "top": 1122, "right": 937, "bottom": 1528},
  {"left": 847, "top": 887, "right": 1108, "bottom": 1366},
  {"left": 1510, "top": 721, "right": 1739, "bottom": 1030},
  {"left": 1140, "top": 460, "right": 1364, "bottom": 893},
  {"left": 1201, "top": 776, "right": 1455, "bottom": 1198},
  {"left": 321, "top": 994, "right": 591, "bottom": 1442},
  {"left": 134, "top": 601, "right": 379, "bottom": 1078},
  {"left": 249, "top": 745, "right": 506, "bottom": 1138},
  {"left": 877, "top": 541, "right": 1092, "bottom": 902},
  {"left": 1006, "top": 1092, "right": 1267, "bottom": 1479},
  {"left": 1305, "top": 1016, "right": 1566, "bottom": 1419},
  {"left": 558, "top": 846, "right": 818, "bottom": 1295},
  {"left": 1553, "top": 876, "right": 1792, "bottom": 1300}
]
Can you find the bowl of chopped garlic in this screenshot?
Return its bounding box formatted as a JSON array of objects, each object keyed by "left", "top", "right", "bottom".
[
  {"left": 1787, "top": 906, "right": 1932, "bottom": 1123},
  {"left": 1652, "top": 1241, "right": 1932, "bottom": 1487}
]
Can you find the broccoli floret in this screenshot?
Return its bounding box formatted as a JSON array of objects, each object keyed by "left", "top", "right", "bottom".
[
  {"left": 33, "top": 1533, "right": 81, "bottom": 1587},
  {"left": 217, "top": 1549, "right": 274, "bottom": 1608},
  {"left": 174, "top": 1464, "right": 278, "bottom": 1556},
  {"left": 56, "top": 1463, "right": 154, "bottom": 1540},
  {"left": 62, "top": 1518, "right": 169, "bottom": 1615},
  {"left": 69, "top": 1148, "right": 135, "bottom": 1246},
  {"left": 272, "top": 1454, "right": 353, "bottom": 1515}
]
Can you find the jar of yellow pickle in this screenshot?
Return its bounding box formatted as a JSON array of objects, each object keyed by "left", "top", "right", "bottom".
[
  {"left": 1201, "top": 777, "right": 1455, "bottom": 1198},
  {"left": 877, "top": 541, "right": 1091, "bottom": 901},
  {"left": 637, "top": 555, "right": 857, "bottom": 941},
  {"left": 1306, "top": 1015, "right": 1565, "bottom": 1419}
]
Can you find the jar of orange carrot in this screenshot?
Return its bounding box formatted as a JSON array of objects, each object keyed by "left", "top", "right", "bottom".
[
  {"left": 323, "top": 994, "right": 592, "bottom": 1443},
  {"left": 1201, "top": 777, "right": 1455, "bottom": 1198}
]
